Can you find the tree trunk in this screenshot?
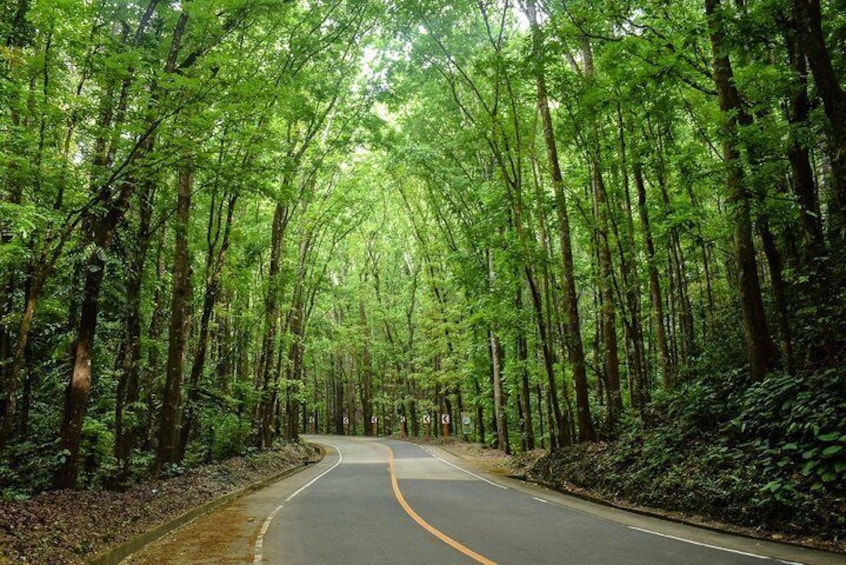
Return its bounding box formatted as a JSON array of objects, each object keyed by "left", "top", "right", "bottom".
[
  {"left": 488, "top": 250, "right": 509, "bottom": 454},
  {"left": 178, "top": 193, "right": 237, "bottom": 460},
  {"left": 783, "top": 18, "right": 825, "bottom": 259},
  {"left": 257, "top": 203, "right": 286, "bottom": 448},
  {"left": 489, "top": 328, "right": 509, "bottom": 454},
  {"left": 0, "top": 264, "right": 46, "bottom": 455},
  {"left": 515, "top": 284, "right": 535, "bottom": 451},
  {"left": 794, "top": 0, "right": 846, "bottom": 230},
  {"left": 705, "top": 0, "right": 779, "bottom": 381},
  {"left": 55, "top": 252, "right": 106, "bottom": 489},
  {"left": 156, "top": 164, "right": 193, "bottom": 475},
  {"left": 633, "top": 161, "right": 672, "bottom": 387},
  {"left": 113, "top": 173, "right": 156, "bottom": 484},
  {"left": 524, "top": 0, "right": 596, "bottom": 441},
  {"left": 359, "top": 298, "right": 373, "bottom": 437},
  {"left": 591, "top": 160, "right": 623, "bottom": 424}
]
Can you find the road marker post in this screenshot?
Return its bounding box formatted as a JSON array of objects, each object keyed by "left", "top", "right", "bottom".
[
  {"left": 423, "top": 413, "right": 431, "bottom": 437},
  {"left": 400, "top": 415, "right": 407, "bottom": 438},
  {"left": 441, "top": 413, "right": 450, "bottom": 438}
]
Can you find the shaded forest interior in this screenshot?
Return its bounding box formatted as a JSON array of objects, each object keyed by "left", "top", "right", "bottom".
[{"left": 0, "top": 0, "right": 844, "bottom": 534}]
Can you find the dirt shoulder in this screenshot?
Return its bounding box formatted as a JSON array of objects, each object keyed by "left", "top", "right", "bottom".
[{"left": 0, "top": 444, "right": 314, "bottom": 565}]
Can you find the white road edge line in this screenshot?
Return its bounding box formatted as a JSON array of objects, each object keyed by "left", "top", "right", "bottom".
[
  {"left": 253, "top": 443, "right": 343, "bottom": 565},
  {"left": 627, "top": 526, "right": 804, "bottom": 565},
  {"left": 533, "top": 497, "right": 549, "bottom": 504},
  {"left": 419, "top": 446, "right": 508, "bottom": 490}
]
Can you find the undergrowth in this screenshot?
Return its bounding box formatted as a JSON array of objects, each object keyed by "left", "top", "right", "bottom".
[{"left": 530, "top": 367, "right": 846, "bottom": 541}]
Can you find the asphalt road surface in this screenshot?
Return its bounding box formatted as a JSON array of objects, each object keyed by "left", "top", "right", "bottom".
[{"left": 125, "top": 435, "right": 841, "bottom": 564}]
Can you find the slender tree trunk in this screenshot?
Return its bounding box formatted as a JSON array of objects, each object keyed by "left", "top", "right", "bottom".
[
  {"left": 473, "top": 373, "right": 485, "bottom": 445},
  {"left": 0, "top": 265, "right": 46, "bottom": 455},
  {"left": 359, "top": 298, "right": 373, "bottom": 437},
  {"left": 615, "top": 108, "right": 648, "bottom": 409},
  {"left": 524, "top": 0, "right": 596, "bottom": 442},
  {"left": 515, "top": 285, "right": 535, "bottom": 451},
  {"left": 178, "top": 193, "right": 237, "bottom": 460},
  {"left": 488, "top": 251, "right": 510, "bottom": 454},
  {"left": 489, "top": 328, "right": 509, "bottom": 454},
  {"left": 794, "top": 0, "right": 846, "bottom": 230},
  {"left": 591, "top": 161, "right": 623, "bottom": 424},
  {"left": 633, "top": 162, "right": 672, "bottom": 387},
  {"left": 705, "top": 0, "right": 779, "bottom": 381},
  {"left": 257, "top": 203, "right": 286, "bottom": 448},
  {"left": 784, "top": 19, "right": 825, "bottom": 259},
  {"left": 142, "top": 229, "right": 167, "bottom": 451},
  {"left": 156, "top": 164, "right": 194, "bottom": 475},
  {"left": 758, "top": 219, "right": 794, "bottom": 372},
  {"left": 55, "top": 253, "right": 105, "bottom": 489}
]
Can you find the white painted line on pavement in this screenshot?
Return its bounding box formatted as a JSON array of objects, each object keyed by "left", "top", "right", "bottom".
[
  {"left": 533, "top": 497, "right": 549, "bottom": 504},
  {"left": 627, "top": 526, "right": 804, "bottom": 564},
  {"left": 419, "top": 446, "right": 508, "bottom": 490},
  {"left": 253, "top": 443, "right": 343, "bottom": 565}
]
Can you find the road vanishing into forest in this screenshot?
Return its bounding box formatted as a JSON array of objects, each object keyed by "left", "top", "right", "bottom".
[{"left": 125, "top": 436, "right": 839, "bottom": 565}]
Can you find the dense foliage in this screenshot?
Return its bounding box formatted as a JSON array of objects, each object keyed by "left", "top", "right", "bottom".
[{"left": 1, "top": 0, "right": 844, "bottom": 540}]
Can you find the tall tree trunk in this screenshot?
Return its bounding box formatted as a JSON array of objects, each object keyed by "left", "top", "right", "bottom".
[
  {"left": 156, "top": 164, "right": 194, "bottom": 475},
  {"left": 758, "top": 219, "right": 794, "bottom": 372},
  {"left": 591, "top": 160, "right": 623, "bottom": 424},
  {"left": 793, "top": 0, "right": 846, "bottom": 230},
  {"left": 257, "top": 203, "right": 286, "bottom": 448},
  {"left": 488, "top": 251, "right": 509, "bottom": 454},
  {"left": 142, "top": 229, "right": 167, "bottom": 451},
  {"left": 784, "top": 19, "right": 825, "bottom": 259},
  {"left": 614, "top": 107, "right": 648, "bottom": 409},
  {"left": 515, "top": 284, "right": 535, "bottom": 451},
  {"left": 705, "top": 0, "right": 779, "bottom": 381},
  {"left": 524, "top": 0, "right": 596, "bottom": 442},
  {"left": 633, "top": 161, "right": 672, "bottom": 387},
  {"left": 113, "top": 175, "right": 155, "bottom": 484},
  {"left": 286, "top": 294, "right": 305, "bottom": 441},
  {"left": 0, "top": 263, "right": 47, "bottom": 455},
  {"left": 55, "top": 253, "right": 105, "bottom": 489},
  {"left": 489, "top": 328, "right": 509, "bottom": 454},
  {"left": 359, "top": 298, "right": 373, "bottom": 437},
  {"left": 178, "top": 193, "right": 237, "bottom": 460}
]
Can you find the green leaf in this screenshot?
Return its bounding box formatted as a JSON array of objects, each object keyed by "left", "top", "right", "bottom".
[
  {"left": 821, "top": 445, "right": 843, "bottom": 457},
  {"left": 801, "top": 460, "right": 817, "bottom": 476}
]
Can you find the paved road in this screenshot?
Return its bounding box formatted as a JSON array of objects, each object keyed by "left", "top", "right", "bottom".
[{"left": 126, "top": 436, "right": 840, "bottom": 564}]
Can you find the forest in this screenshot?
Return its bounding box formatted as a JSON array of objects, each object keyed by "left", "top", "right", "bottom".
[{"left": 1, "top": 0, "right": 844, "bottom": 545}]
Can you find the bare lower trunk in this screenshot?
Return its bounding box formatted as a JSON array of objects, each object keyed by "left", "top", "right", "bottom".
[
  {"left": 55, "top": 254, "right": 105, "bottom": 489},
  {"left": 156, "top": 164, "right": 193, "bottom": 474}
]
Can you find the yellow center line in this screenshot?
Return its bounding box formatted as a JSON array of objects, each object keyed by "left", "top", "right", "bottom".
[{"left": 386, "top": 445, "right": 498, "bottom": 565}]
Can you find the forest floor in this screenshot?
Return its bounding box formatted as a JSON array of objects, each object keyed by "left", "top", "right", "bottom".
[
  {"left": 417, "top": 437, "right": 846, "bottom": 556},
  {"left": 0, "top": 443, "right": 313, "bottom": 565}
]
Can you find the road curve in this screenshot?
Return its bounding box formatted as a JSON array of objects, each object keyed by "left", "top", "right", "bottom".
[{"left": 124, "top": 435, "right": 840, "bottom": 564}]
